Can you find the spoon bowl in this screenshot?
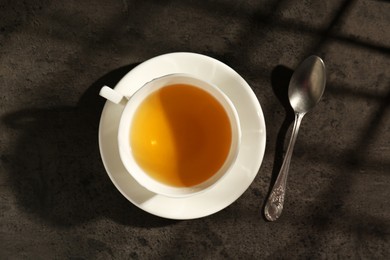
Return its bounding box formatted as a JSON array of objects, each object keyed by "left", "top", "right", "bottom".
[
  {"left": 264, "top": 55, "right": 326, "bottom": 221},
  {"left": 289, "top": 56, "right": 326, "bottom": 113}
]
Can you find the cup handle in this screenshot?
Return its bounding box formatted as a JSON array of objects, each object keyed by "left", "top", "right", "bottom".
[{"left": 99, "top": 86, "right": 126, "bottom": 105}]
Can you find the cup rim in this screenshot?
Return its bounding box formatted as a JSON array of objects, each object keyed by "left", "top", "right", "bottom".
[{"left": 117, "top": 73, "right": 241, "bottom": 197}]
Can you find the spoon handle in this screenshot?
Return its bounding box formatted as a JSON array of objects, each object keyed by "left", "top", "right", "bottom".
[{"left": 264, "top": 112, "right": 305, "bottom": 221}]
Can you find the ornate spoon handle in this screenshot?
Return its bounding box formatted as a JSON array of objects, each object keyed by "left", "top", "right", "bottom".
[{"left": 264, "top": 112, "right": 305, "bottom": 221}]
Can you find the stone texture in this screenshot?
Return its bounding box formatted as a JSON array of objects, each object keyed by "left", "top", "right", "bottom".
[{"left": 0, "top": 0, "right": 389, "bottom": 259}]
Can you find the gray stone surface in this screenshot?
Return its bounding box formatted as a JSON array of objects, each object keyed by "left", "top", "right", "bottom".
[{"left": 1, "top": 0, "right": 389, "bottom": 259}]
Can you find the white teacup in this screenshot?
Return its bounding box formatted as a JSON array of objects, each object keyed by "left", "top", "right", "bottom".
[{"left": 99, "top": 73, "right": 241, "bottom": 197}]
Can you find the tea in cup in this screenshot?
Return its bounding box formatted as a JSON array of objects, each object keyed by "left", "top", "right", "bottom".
[{"left": 100, "top": 74, "right": 241, "bottom": 197}]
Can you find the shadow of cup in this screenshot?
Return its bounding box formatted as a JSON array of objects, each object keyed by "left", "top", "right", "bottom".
[{"left": 2, "top": 64, "right": 177, "bottom": 227}]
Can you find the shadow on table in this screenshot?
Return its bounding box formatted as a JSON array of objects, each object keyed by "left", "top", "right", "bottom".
[
  {"left": 2, "top": 64, "right": 178, "bottom": 228},
  {"left": 269, "top": 65, "right": 295, "bottom": 181},
  {"left": 260, "top": 65, "right": 295, "bottom": 219}
]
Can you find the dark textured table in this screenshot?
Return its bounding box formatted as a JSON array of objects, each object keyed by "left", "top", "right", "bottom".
[{"left": 1, "top": 0, "right": 389, "bottom": 259}]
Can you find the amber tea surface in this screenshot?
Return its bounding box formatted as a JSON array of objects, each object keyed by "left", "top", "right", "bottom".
[{"left": 130, "top": 84, "right": 232, "bottom": 187}]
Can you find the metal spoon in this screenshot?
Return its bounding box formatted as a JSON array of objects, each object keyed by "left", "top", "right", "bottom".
[{"left": 264, "top": 55, "right": 326, "bottom": 221}]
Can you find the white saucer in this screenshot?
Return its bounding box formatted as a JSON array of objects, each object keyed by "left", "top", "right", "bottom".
[{"left": 98, "top": 52, "right": 266, "bottom": 220}]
